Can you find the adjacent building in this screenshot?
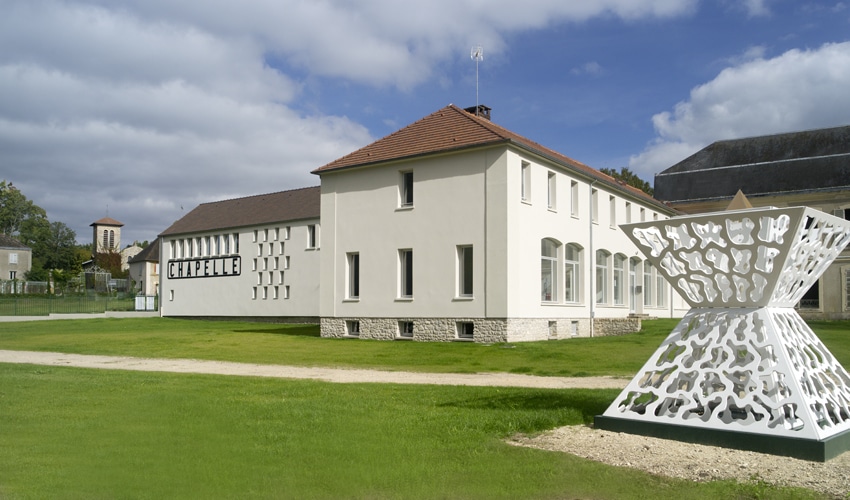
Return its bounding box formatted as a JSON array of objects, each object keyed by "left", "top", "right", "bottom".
[
  {"left": 312, "top": 105, "right": 688, "bottom": 342},
  {"left": 127, "top": 239, "right": 160, "bottom": 296},
  {"left": 0, "top": 234, "right": 31, "bottom": 283},
  {"left": 654, "top": 124, "right": 850, "bottom": 319},
  {"left": 158, "top": 187, "right": 321, "bottom": 321}
]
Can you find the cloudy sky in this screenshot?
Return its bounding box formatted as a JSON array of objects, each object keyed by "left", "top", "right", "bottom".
[{"left": 3, "top": 0, "right": 850, "bottom": 245}]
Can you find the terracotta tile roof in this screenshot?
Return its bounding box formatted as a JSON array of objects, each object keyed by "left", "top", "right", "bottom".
[
  {"left": 91, "top": 217, "right": 124, "bottom": 227},
  {"left": 159, "top": 186, "right": 320, "bottom": 237},
  {"left": 0, "top": 234, "right": 29, "bottom": 250},
  {"left": 311, "top": 104, "right": 666, "bottom": 209}
]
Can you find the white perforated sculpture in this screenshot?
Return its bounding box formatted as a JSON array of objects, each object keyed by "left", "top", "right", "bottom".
[{"left": 595, "top": 206, "right": 850, "bottom": 461}]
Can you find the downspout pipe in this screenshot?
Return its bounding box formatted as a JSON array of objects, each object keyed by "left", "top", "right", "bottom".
[{"left": 589, "top": 180, "right": 596, "bottom": 338}]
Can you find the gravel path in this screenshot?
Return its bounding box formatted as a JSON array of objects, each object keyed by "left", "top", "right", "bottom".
[
  {"left": 0, "top": 350, "right": 627, "bottom": 389},
  {"left": 509, "top": 426, "right": 850, "bottom": 499},
  {"left": 3, "top": 349, "right": 848, "bottom": 497}
]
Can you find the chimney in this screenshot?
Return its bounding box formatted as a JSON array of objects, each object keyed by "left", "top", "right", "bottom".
[{"left": 464, "top": 105, "right": 491, "bottom": 121}]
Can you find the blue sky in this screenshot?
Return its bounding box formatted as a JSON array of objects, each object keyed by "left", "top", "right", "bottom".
[{"left": 2, "top": 0, "right": 850, "bottom": 245}]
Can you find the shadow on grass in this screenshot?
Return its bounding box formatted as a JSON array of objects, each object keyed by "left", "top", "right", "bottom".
[
  {"left": 232, "top": 325, "right": 321, "bottom": 337},
  {"left": 438, "top": 389, "right": 618, "bottom": 424}
]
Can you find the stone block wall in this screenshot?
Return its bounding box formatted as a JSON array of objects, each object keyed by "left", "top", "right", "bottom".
[
  {"left": 320, "top": 316, "right": 639, "bottom": 342},
  {"left": 592, "top": 317, "right": 641, "bottom": 337}
]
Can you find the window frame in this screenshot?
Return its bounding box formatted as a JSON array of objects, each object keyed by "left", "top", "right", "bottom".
[
  {"left": 399, "top": 249, "right": 413, "bottom": 299},
  {"left": 595, "top": 249, "right": 610, "bottom": 305},
  {"left": 346, "top": 252, "right": 360, "bottom": 300},
  {"left": 400, "top": 171, "right": 414, "bottom": 208},
  {"left": 564, "top": 243, "right": 581, "bottom": 303},
  {"left": 547, "top": 171, "right": 556, "bottom": 210},
  {"left": 541, "top": 238, "right": 559, "bottom": 303},
  {"left": 457, "top": 245, "right": 473, "bottom": 298},
  {"left": 521, "top": 161, "right": 531, "bottom": 202}
]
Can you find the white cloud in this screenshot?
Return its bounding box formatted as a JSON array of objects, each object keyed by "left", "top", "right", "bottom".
[
  {"left": 629, "top": 42, "right": 850, "bottom": 178},
  {"left": 571, "top": 62, "right": 604, "bottom": 76},
  {"left": 0, "top": 0, "right": 699, "bottom": 243}
]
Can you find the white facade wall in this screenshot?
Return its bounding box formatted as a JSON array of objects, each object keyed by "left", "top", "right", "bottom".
[
  {"left": 319, "top": 145, "right": 688, "bottom": 342},
  {"left": 128, "top": 260, "right": 159, "bottom": 296},
  {"left": 160, "top": 220, "right": 320, "bottom": 319}
]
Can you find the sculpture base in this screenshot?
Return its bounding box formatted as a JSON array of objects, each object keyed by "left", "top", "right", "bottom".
[{"left": 594, "top": 414, "right": 850, "bottom": 462}]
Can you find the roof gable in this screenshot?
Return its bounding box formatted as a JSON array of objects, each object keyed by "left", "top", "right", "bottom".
[
  {"left": 128, "top": 239, "right": 160, "bottom": 263},
  {"left": 91, "top": 217, "right": 124, "bottom": 227},
  {"left": 0, "top": 234, "right": 29, "bottom": 250},
  {"left": 160, "top": 186, "right": 320, "bottom": 237},
  {"left": 313, "top": 104, "right": 665, "bottom": 209}
]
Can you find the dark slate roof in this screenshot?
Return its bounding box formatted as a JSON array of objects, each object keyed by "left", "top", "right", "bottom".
[
  {"left": 655, "top": 125, "right": 850, "bottom": 203},
  {"left": 128, "top": 238, "right": 160, "bottom": 264},
  {"left": 313, "top": 104, "right": 669, "bottom": 211},
  {"left": 91, "top": 217, "right": 124, "bottom": 227},
  {"left": 0, "top": 234, "right": 29, "bottom": 250},
  {"left": 160, "top": 186, "right": 320, "bottom": 237}
]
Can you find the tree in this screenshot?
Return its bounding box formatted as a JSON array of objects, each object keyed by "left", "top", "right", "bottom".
[
  {"left": 21, "top": 219, "right": 81, "bottom": 280},
  {"left": 0, "top": 180, "right": 47, "bottom": 236},
  {"left": 599, "top": 167, "right": 654, "bottom": 196}
]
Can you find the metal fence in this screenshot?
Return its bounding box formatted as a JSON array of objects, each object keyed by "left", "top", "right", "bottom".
[{"left": 0, "top": 292, "right": 158, "bottom": 316}]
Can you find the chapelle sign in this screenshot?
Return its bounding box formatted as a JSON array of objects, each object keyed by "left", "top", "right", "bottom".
[{"left": 167, "top": 256, "right": 241, "bottom": 279}]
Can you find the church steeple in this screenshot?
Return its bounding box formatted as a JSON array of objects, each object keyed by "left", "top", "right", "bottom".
[{"left": 90, "top": 217, "right": 124, "bottom": 253}]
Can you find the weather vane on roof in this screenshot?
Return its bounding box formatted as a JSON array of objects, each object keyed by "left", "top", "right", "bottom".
[{"left": 470, "top": 45, "right": 484, "bottom": 115}]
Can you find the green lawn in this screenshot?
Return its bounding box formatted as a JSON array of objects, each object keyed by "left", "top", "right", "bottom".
[
  {"left": 0, "top": 364, "right": 820, "bottom": 499},
  {"left": 0, "top": 317, "right": 684, "bottom": 377},
  {"left": 0, "top": 317, "right": 846, "bottom": 498}
]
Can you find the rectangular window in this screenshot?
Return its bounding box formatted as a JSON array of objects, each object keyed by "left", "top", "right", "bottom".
[
  {"left": 570, "top": 180, "right": 579, "bottom": 216},
  {"left": 591, "top": 189, "right": 599, "bottom": 223},
  {"left": 253, "top": 230, "right": 258, "bottom": 243},
  {"left": 262, "top": 286, "right": 268, "bottom": 300},
  {"left": 274, "top": 227, "right": 280, "bottom": 241},
  {"left": 279, "top": 242, "right": 285, "bottom": 254},
  {"left": 565, "top": 245, "right": 579, "bottom": 303},
  {"left": 400, "top": 171, "right": 414, "bottom": 207},
  {"left": 521, "top": 161, "right": 531, "bottom": 201},
  {"left": 643, "top": 262, "right": 654, "bottom": 307},
  {"left": 399, "top": 249, "right": 413, "bottom": 298},
  {"left": 252, "top": 258, "right": 257, "bottom": 272},
  {"left": 609, "top": 196, "right": 616, "bottom": 227},
  {"left": 547, "top": 172, "right": 556, "bottom": 210},
  {"left": 657, "top": 274, "right": 666, "bottom": 307},
  {"left": 625, "top": 202, "right": 632, "bottom": 224},
  {"left": 263, "top": 228, "right": 269, "bottom": 242},
  {"left": 307, "top": 224, "right": 318, "bottom": 249},
  {"left": 204, "top": 236, "right": 211, "bottom": 256},
  {"left": 398, "top": 321, "right": 414, "bottom": 339},
  {"left": 9, "top": 271, "right": 16, "bottom": 280},
  {"left": 456, "top": 322, "right": 474, "bottom": 340},
  {"left": 274, "top": 257, "right": 279, "bottom": 270},
  {"left": 613, "top": 255, "right": 625, "bottom": 306},
  {"left": 596, "top": 251, "right": 608, "bottom": 304},
  {"left": 252, "top": 287, "right": 257, "bottom": 300},
  {"left": 8, "top": 253, "right": 17, "bottom": 264},
  {"left": 347, "top": 253, "right": 360, "bottom": 299},
  {"left": 284, "top": 256, "right": 290, "bottom": 269},
  {"left": 284, "top": 285, "right": 290, "bottom": 299},
  {"left": 233, "top": 233, "right": 239, "bottom": 254},
  {"left": 284, "top": 226, "right": 290, "bottom": 240},
  {"left": 457, "top": 245, "right": 473, "bottom": 297},
  {"left": 346, "top": 320, "right": 360, "bottom": 337},
  {"left": 169, "top": 290, "right": 174, "bottom": 301},
  {"left": 640, "top": 208, "right": 646, "bottom": 222}
]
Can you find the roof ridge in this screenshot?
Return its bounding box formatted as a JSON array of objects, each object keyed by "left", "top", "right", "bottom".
[{"left": 198, "top": 185, "right": 320, "bottom": 206}]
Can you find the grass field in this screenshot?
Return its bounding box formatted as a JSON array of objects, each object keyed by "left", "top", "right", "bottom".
[{"left": 0, "top": 317, "right": 845, "bottom": 499}]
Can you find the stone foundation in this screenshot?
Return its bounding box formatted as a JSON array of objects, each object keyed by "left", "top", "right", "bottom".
[{"left": 321, "top": 316, "right": 640, "bottom": 342}]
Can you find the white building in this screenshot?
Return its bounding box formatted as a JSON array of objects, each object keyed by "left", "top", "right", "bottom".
[
  {"left": 127, "top": 239, "right": 160, "bottom": 296},
  {"left": 158, "top": 187, "right": 321, "bottom": 321},
  {"left": 312, "top": 105, "right": 687, "bottom": 342}
]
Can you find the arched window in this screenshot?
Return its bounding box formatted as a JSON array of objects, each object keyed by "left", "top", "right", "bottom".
[
  {"left": 613, "top": 254, "right": 626, "bottom": 305},
  {"left": 596, "top": 250, "right": 610, "bottom": 305},
  {"left": 644, "top": 261, "right": 655, "bottom": 307},
  {"left": 541, "top": 238, "right": 560, "bottom": 302},
  {"left": 102, "top": 230, "right": 108, "bottom": 249},
  {"left": 564, "top": 244, "right": 582, "bottom": 303},
  {"left": 108, "top": 230, "right": 115, "bottom": 249}
]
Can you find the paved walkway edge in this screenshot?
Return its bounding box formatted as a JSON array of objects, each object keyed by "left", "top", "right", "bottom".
[{"left": 0, "top": 350, "right": 628, "bottom": 389}]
